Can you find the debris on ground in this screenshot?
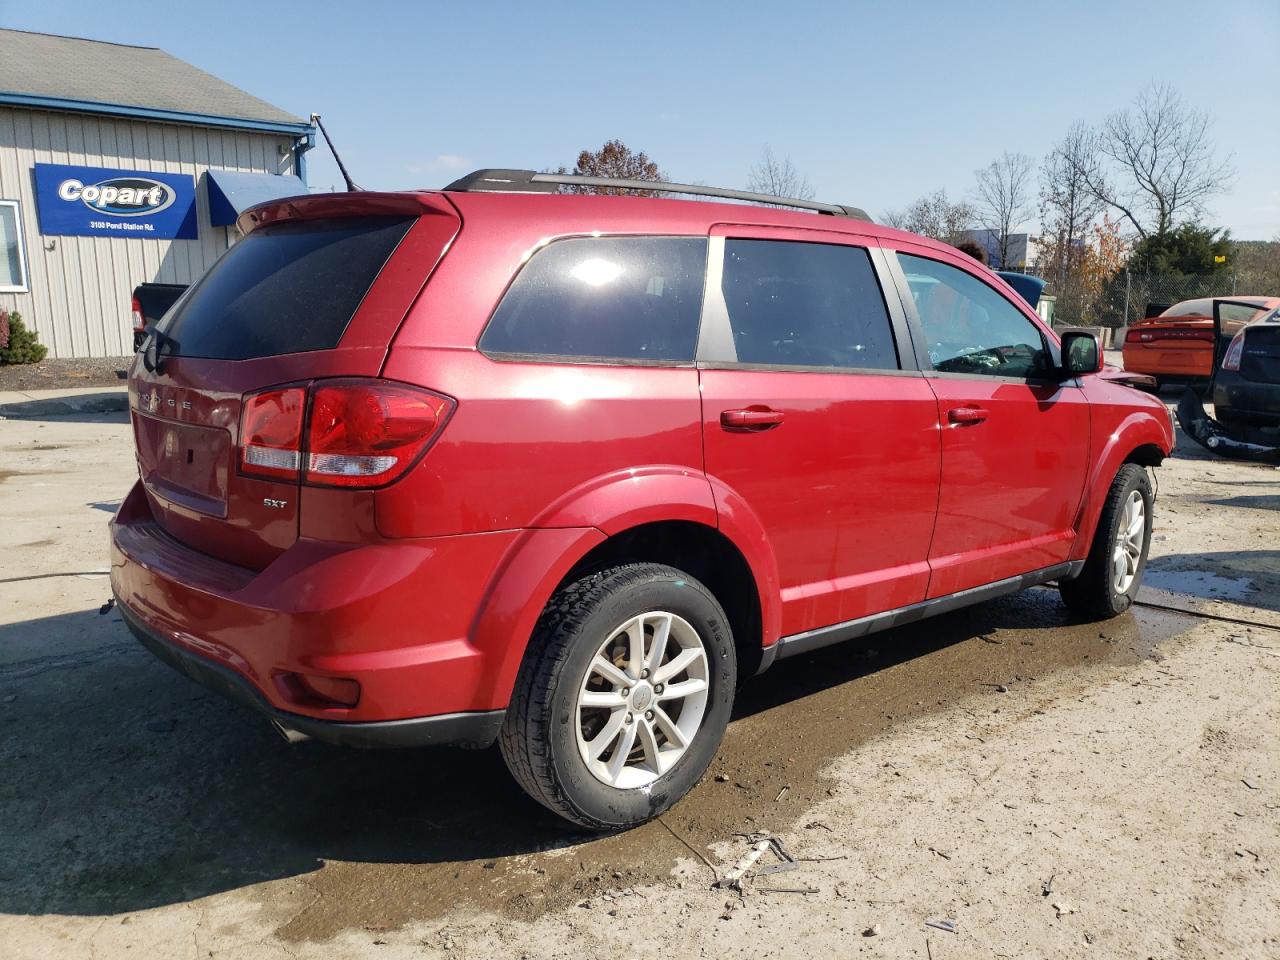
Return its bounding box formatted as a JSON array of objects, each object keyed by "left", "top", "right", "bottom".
[
  {"left": 713, "top": 840, "right": 773, "bottom": 891},
  {"left": 1052, "top": 901, "right": 1078, "bottom": 919},
  {"left": 1042, "top": 874, "right": 1055, "bottom": 897},
  {"left": 754, "top": 885, "right": 818, "bottom": 895},
  {"left": 98, "top": 597, "right": 115, "bottom": 615},
  {"left": 863, "top": 924, "right": 881, "bottom": 937},
  {"left": 925, "top": 918, "right": 958, "bottom": 934},
  {"left": 1176, "top": 388, "right": 1280, "bottom": 463}
]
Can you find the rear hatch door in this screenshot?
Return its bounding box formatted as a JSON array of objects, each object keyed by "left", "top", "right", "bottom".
[
  {"left": 129, "top": 193, "right": 460, "bottom": 570},
  {"left": 1240, "top": 321, "right": 1280, "bottom": 384}
]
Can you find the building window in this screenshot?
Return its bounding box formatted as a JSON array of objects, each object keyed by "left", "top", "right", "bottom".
[{"left": 0, "top": 201, "right": 29, "bottom": 293}]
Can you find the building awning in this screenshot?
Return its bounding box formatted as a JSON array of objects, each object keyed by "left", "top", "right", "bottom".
[{"left": 204, "top": 169, "right": 307, "bottom": 226}]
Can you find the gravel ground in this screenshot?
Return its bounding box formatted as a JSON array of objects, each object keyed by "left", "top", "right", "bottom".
[
  {"left": 0, "top": 356, "right": 132, "bottom": 391},
  {"left": 0, "top": 395, "right": 1276, "bottom": 960}
]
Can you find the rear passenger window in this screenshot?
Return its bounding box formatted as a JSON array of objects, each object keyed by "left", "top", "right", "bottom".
[
  {"left": 480, "top": 236, "right": 707, "bottom": 362},
  {"left": 720, "top": 239, "right": 898, "bottom": 370}
]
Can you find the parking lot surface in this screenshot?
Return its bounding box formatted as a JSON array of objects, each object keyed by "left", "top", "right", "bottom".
[{"left": 2, "top": 391, "right": 1277, "bottom": 959}]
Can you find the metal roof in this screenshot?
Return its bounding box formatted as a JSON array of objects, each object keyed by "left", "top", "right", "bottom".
[{"left": 0, "top": 29, "right": 310, "bottom": 134}]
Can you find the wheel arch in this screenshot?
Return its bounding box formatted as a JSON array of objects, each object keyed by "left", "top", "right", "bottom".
[
  {"left": 557, "top": 519, "right": 768, "bottom": 679},
  {"left": 470, "top": 469, "right": 781, "bottom": 708},
  {"left": 1070, "top": 413, "right": 1171, "bottom": 563}
]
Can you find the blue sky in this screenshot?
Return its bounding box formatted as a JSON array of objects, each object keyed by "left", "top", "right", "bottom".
[{"left": 5, "top": 0, "right": 1279, "bottom": 238}]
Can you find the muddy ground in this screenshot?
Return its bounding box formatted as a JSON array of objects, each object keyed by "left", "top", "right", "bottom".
[{"left": 1, "top": 390, "right": 1277, "bottom": 959}]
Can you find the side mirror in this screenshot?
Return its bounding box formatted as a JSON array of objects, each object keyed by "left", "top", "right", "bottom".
[{"left": 1060, "top": 330, "right": 1103, "bottom": 377}]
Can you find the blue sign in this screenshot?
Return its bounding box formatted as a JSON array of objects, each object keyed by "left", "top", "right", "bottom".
[{"left": 33, "top": 163, "right": 197, "bottom": 239}]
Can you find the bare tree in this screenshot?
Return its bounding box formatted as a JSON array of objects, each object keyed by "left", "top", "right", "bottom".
[
  {"left": 882, "top": 189, "right": 976, "bottom": 244},
  {"left": 551, "top": 139, "right": 667, "bottom": 195},
  {"left": 974, "top": 152, "right": 1035, "bottom": 268},
  {"left": 1069, "top": 84, "right": 1232, "bottom": 239},
  {"left": 746, "top": 146, "right": 815, "bottom": 201},
  {"left": 1039, "top": 123, "right": 1107, "bottom": 316}
]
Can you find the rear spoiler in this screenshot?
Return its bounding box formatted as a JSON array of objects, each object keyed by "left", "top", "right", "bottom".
[{"left": 237, "top": 191, "right": 457, "bottom": 236}]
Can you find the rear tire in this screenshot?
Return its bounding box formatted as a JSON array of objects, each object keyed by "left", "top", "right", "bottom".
[
  {"left": 1059, "top": 463, "right": 1153, "bottom": 619},
  {"left": 499, "top": 563, "right": 736, "bottom": 830}
]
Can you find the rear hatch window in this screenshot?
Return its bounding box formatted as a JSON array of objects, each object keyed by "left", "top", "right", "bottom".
[
  {"left": 159, "top": 216, "right": 414, "bottom": 360},
  {"left": 1242, "top": 320, "right": 1280, "bottom": 383}
]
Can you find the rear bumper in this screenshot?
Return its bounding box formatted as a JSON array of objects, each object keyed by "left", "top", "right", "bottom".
[
  {"left": 1214, "top": 372, "right": 1280, "bottom": 418},
  {"left": 120, "top": 603, "right": 504, "bottom": 747},
  {"left": 1121, "top": 345, "right": 1211, "bottom": 380},
  {"left": 1213, "top": 372, "right": 1280, "bottom": 442},
  {"left": 110, "top": 480, "right": 522, "bottom": 742}
]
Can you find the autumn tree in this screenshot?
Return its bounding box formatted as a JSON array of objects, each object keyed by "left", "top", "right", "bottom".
[
  {"left": 1039, "top": 124, "right": 1107, "bottom": 321},
  {"left": 1063, "top": 214, "right": 1129, "bottom": 325},
  {"left": 746, "top": 146, "right": 815, "bottom": 201},
  {"left": 973, "top": 152, "right": 1035, "bottom": 269},
  {"left": 552, "top": 140, "right": 667, "bottom": 195},
  {"left": 882, "top": 189, "right": 976, "bottom": 244},
  {"left": 1069, "top": 84, "right": 1232, "bottom": 240}
]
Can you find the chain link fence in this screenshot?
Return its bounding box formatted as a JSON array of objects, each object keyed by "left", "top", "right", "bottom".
[{"left": 1095, "top": 271, "right": 1238, "bottom": 328}]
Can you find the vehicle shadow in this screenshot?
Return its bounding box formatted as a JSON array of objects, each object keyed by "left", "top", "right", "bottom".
[{"left": 0, "top": 589, "right": 1192, "bottom": 919}]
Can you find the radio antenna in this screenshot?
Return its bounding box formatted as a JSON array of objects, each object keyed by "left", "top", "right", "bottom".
[{"left": 310, "top": 113, "right": 362, "bottom": 192}]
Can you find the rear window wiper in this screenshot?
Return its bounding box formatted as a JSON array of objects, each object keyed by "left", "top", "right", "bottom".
[{"left": 141, "top": 326, "right": 178, "bottom": 374}]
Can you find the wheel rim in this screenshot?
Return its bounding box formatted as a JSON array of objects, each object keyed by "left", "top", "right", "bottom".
[
  {"left": 1111, "top": 489, "right": 1146, "bottom": 595},
  {"left": 574, "top": 611, "right": 710, "bottom": 790}
]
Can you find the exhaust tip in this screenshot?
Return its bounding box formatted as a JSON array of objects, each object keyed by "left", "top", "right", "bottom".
[{"left": 271, "top": 719, "right": 310, "bottom": 744}]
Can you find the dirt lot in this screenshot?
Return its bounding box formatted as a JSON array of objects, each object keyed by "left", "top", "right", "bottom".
[
  {"left": 0, "top": 356, "right": 131, "bottom": 392},
  {"left": 1, "top": 392, "right": 1277, "bottom": 959}
]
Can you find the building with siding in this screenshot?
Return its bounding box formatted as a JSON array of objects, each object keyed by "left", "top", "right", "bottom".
[{"left": 0, "top": 29, "right": 315, "bottom": 358}]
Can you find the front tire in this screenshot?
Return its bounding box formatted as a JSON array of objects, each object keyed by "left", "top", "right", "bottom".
[
  {"left": 1059, "top": 463, "right": 1153, "bottom": 618},
  {"left": 499, "top": 563, "right": 736, "bottom": 830}
]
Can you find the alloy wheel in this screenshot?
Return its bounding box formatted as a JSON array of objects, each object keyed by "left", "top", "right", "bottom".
[
  {"left": 574, "top": 611, "right": 710, "bottom": 789},
  {"left": 1111, "top": 489, "right": 1146, "bottom": 594}
]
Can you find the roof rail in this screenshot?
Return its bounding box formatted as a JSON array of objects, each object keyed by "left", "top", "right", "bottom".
[{"left": 443, "top": 168, "right": 872, "bottom": 222}]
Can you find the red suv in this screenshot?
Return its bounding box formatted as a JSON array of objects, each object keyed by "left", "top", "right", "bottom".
[{"left": 111, "top": 170, "right": 1174, "bottom": 829}]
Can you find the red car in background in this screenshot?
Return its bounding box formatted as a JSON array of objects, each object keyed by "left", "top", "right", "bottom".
[
  {"left": 1123, "top": 296, "right": 1280, "bottom": 389},
  {"left": 111, "top": 170, "right": 1174, "bottom": 830}
]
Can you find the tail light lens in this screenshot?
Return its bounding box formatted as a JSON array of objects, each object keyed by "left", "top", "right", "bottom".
[
  {"left": 1221, "top": 332, "right": 1246, "bottom": 372},
  {"left": 131, "top": 295, "right": 146, "bottom": 334},
  {"left": 237, "top": 379, "right": 453, "bottom": 488},
  {"left": 240, "top": 387, "right": 306, "bottom": 480},
  {"left": 306, "top": 380, "right": 453, "bottom": 487}
]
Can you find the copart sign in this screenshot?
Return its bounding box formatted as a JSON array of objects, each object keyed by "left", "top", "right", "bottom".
[{"left": 34, "top": 163, "right": 197, "bottom": 239}]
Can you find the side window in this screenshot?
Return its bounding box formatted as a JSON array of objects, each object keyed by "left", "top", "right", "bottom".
[
  {"left": 720, "top": 239, "right": 898, "bottom": 370},
  {"left": 480, "top": 236, "right": 706, "bottom": 362},
  {"left": 898, "top": 253, "right": 1051, "bottom": 378}
]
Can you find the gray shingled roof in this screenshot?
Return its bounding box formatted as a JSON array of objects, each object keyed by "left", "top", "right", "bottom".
[{"left": 0, "top": 29, "right": 307, "bottom": 128}]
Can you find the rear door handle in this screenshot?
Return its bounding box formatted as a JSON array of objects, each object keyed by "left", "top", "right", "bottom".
[
  {"left": 948, "top": 405, "right": 989, "bottom": 425},
  {"left": 720, "top": 407, "right": 785, "bottom": 431}
]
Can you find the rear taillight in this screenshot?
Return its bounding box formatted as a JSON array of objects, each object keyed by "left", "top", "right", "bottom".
[
  {"left": 1221, "top": 332, "right": 1246, "bottom": 372},
  {"left": 237, "top": 380, "right": 453, "bottom": 488},
  {"left": 131, "top": 295, "right": 146, "bottom": 334},
  {"left": 306, "top": 380, "right": 453, "bottom": 487},
  {"left": 240, "top": 387, "right": 306, "bottom": 480}
]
